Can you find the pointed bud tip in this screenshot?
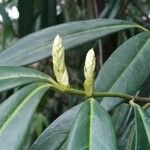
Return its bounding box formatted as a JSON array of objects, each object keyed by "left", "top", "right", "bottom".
[
  {"left": 87, "top": 48, "right": 95, "bottom": 58},
  {"left": 53, "top": 35, "right": 62, "bottom": 45},
  {"left": 85, "top": 48, "right": 95, "bottom": 69},
  {"left": 55, "top": 34, "right": 61, "bottom": 40},
  {"left": 52, "top": 35, "right": 63, "bottom": 55}
]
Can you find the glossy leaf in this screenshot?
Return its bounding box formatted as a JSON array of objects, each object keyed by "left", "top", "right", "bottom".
[
  {"left": 132, "top": 102, "right": 150, "bottom": 149},
  {"left": 0, "top": 66, "right": 55, "bottom": 92},
  {"left": 95, "top": 32, "right": 150, "bottom": 111},
  {"left": 0, "top": 19, "right": 140, "bottom": 66},
  {"left": 126, "top": 124, "right": 135, "bottom": 150},
  {"left": 0, "top": 83, "right": 49, "bottom": 150},
  {"left": 112, "top": 105, "right": 134, "bottom": 149},
  {"left": 120, "top": 110, "right": 134, "bottom": 149},
  {"left": 30, "top": 104, "right": 83, "bottom": 150},
  {"left": 63, "top": 99, "right": 117, "bottom": 150},
  {"left": 31, "top": 99, "right": 117, "bottom": 150},
  {"left": 111, "top": 104, "right": 131, "bottom": 133}
]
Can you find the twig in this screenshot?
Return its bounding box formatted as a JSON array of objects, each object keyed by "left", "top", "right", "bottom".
[{"left": 49, "top": 84, "right": 150, "bottom": 104}]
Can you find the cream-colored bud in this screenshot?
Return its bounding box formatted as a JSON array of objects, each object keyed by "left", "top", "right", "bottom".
[
  {"left": 84, "top": 49, "right": 96, "bottom": 97},
  {"left": 52, "top": 35, "right": 69, "bottom": 88}
]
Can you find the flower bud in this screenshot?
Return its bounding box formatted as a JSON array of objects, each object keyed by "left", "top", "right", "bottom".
[
  {"left": 84, "top": 49, "right": 96, "bottom": 97},
  {"left": 52, "top": 35, "right": 69, "bottom": 88}
]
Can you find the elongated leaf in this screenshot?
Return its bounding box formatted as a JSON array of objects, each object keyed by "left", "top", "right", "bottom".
[
  {"left": 31, "top": 99, "right": 117, "bottom": 150},
  {"left": 112, "top": 105, "right": 134, "bottom": 149},
  {"left": 30, "top": 104, "right": 83, "bottom": 150},
  {"left": 95, "top": 32, "right": 150, "bottom": 111},
  {"left": 0, "top": 66, "right": 55, "bottom": 92},
  {"left": 111, "top": 104, "right": 131, "bottom": 133},
  {"left": 118, "top": 120, "right": 134, "bottom": 149},
  {"left": 0, "top": 19, "right": 140, "bottom": 66},
  {"left": 63, "top": 99, "right": 117, "bottom": 150},
  {"left": 132, "top": 102, "right": 150, "bottom": 149},
  {"left": 0, "top": 83, "right": 49, "bottom": 150},
  {"left": 127, "top": 124, "right": 135, "bottom": 150}
]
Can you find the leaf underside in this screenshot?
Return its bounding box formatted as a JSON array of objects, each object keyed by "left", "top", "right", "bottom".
[{"left": 0, "top": 19, "right": 139, "bottom": 66}]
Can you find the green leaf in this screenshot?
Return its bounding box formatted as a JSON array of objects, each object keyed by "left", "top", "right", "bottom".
[
  {"left": 0, "top": 19, "right": 140, "bottom": 66},
  {"left": 31, "top": 99, "right": 117, "bottom": 150},
  {"left": 95, "top": 32, "right": 150, "bottom": 111},
  {"left": 127, "top": 126, "right": 135, "bottom": 150},
  {"left": 0, "top": 83, "right": 49, "bottom": 150},
  {"left": 111, "top": 104, "right": 131, "bottom": 133},
  {"left": 0, "top": 66, "right": 55, "bottom": 92},
  {"left": 117, "top": 120, "right": 135, "bottom": 150},
  {"left": 111, "top": 105, "right": 134, "bottom": 149},
  {"left": 63, "top": 99, "right": 117, "bottom": 150},
  {"left": 30, "top": 104, "right": 83, "bottom": 150},
  {"left": 132, "top": 102, "right": 150, "bottom": 150}
]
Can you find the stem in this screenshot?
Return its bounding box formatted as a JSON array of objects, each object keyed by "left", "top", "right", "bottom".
[
  {"left": 143, "top": 103, "right": 150, "bottom": 109},
  {"left": 94, "top": 92, "right": 150, "bottom": 103},
  {"left": 49, "top": 84, "right": 150, "bottom": 103},
  {"left": 137, "top": 25, "right": 149, "bottom": 32}
]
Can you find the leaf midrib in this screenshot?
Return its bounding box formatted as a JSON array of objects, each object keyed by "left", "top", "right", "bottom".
[
  {"left": 0, "top": 75, "right": 50, "bottom": 81},
  {"left": 89, "top": 100, "right": 94, "bottom": 150}
]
